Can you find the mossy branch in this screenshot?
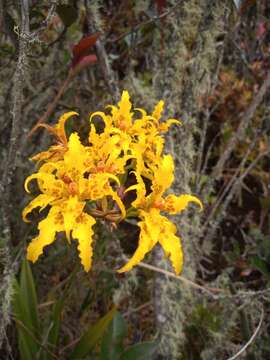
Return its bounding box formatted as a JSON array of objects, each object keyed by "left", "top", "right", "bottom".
[{"left": 0, "top": 0, "right": 30, "bottom": 348}]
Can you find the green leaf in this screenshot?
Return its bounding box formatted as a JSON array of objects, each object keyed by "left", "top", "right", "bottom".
[
  {"left": 119, "top": 341, "right": 158, "bottom": 360},
  {"left": 63, "top": 49, "right": 72, "bottom": 66},
  {"left": 70, "top": 306, "right": 117, "bottom": 359},
  {"left": 47, "top": 265, "right": 79, "bottom": 352},
  {"left": 20, "top": 259, "right": 40, "bottom": 333},
  {"left": 12, "top": 259, "right": 40, "bottom": 358},
  {"left": 12, "top": 280, "right": 39, "bottom": 358},
  {"left": 100, "top": 311, "right": 128, "bottom": 360},
  {"left": 47, "top": 297, "right": 65, "bottom": 350},
  {"left": 78, "top": 288, "right": 94, "bottom": 317},
  {"left": 18, "top": 327, "right": 34, "bottom": 360},
  {"left": 251, "top": 256, "right": 270, "bottom": 280}
]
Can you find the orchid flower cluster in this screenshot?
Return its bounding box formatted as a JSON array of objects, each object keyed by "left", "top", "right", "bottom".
[{"left": 23, "top": 91, "right": 202, "bottom": 274}]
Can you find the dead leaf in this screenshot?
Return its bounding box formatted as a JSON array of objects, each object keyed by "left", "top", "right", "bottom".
[{"left": 71, "top": 33, "right": 99, "bottom": 68}]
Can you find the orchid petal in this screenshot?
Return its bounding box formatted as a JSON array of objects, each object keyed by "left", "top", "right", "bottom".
[
  {"left": 73, "top": 213, "right": 96, "bottom": 272},
  {"left": 26, "top": 207, "right": 64, "bottom": 263},
  {"left": 164, "top": 194, "right": 203, "bottom": 215},
  {"left": 22, "top": 194, "right": 55, "bottom": 222}
]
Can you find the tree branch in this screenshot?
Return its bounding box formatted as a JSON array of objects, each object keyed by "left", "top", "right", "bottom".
[
  {"left": 0, "top": 0, "right": 29, "bottom": 348},
  {"left": 85, "top": 0, "right": 120, "bottom": 101}
]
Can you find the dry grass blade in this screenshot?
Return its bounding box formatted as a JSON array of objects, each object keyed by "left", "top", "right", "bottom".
[{"left": 226, "top": 307, "right": 264, "bottom": 360}]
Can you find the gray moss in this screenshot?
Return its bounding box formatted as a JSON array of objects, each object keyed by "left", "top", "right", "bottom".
[
  {"left": 148, "top": 1, "right": 233, "bottom": 358},
  {"left": 0, "top": 239, "right": 14, "bottom": 349}
]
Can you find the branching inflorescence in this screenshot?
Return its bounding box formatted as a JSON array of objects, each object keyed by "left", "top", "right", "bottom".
[{"left": 23, "top": 91, "right": 202, "bottom": 274}]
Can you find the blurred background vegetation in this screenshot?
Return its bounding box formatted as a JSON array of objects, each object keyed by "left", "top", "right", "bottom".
[{"left": 1, "top": 0, "right": 270, "bottom": 359}]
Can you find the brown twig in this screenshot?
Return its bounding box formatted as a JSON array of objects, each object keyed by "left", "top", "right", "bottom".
[
  {"left": 122, "top": 301, "right": 152, "bottom": 317},
  {"left": 30, "top": 0, "right": 120, "bottom": 136},
  {"left": 205, "top": 144, "right": 270, "bottom": 244},
  {"left": 31, "top": 1, "right": 57, "bottom": 39},
  {"left": 135, "top": 261, "right": 224, "bottom": 298},
  {"left": 107, "top": 1, "right": 183, "bottom": 44},
  {"left": 28, "top": 69, "right": 74, "bottom": 137},
  {"left": 59, "top": 337, "right": 80, "bottom": 354},
  {"left": 202, "top": 128, "right": 262, "bottom": 233},
  {"left": 122, "top": 257, "right": 270, "bottom": 300},
  {"left": 210, "top": 70, "right": 270, "bottom": 182},
  {"left": 85, "top": 0, "right": 120, "bottom": 101}
]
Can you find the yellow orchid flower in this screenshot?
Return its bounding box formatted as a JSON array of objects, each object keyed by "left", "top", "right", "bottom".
[
  {"left": 24, "top": 168, "right": 96, "bottom": 271},
  {"left": 87, "top": 124, "right": 132, "bottom": 175},
  {"left": 108, "top": 90, "right": 133, "bottom": 131},
  {"left": 26, "top": 200, "right": 96, "bottom": 272},
  {"left": 118, "top": 155, "right": 202, "bottom": 274},
  {"left": 118, "top": 208, "right": 183, "bottom": 274},
  {"left": 23, "top": 132, "right": 123, "bottom": 271},
  {"left": 130, "top": 131, "right": 165, "bottom": 180},
  {"left": 31, "top": 112, "right": 78, "bottom": 163},
  {"left": 81, "top": 172, "right": 126, "bottom": 219},
  {"left": 23, "top": 91, "right": 201, "bottom": 275},
  {"left": 151, "top": 100, "right": 180, "bottom": 133},
  {"left": 90, "top": 91, "right": 180, "bottom": 182}
]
